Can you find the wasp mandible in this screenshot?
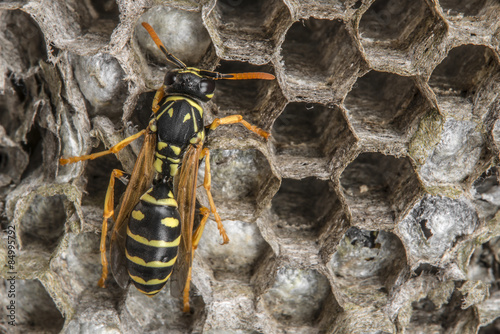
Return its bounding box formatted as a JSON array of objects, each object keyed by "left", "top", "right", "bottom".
[{"left": 60, "top": 22, "right": 274, "bottom": 312}]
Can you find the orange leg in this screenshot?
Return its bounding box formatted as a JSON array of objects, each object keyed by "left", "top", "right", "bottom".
[
  {"left": 183, "top": 264, "right": 193, "bottom": 313},
  {"left": 152, "top": 85, "right": 165, "bottom": 113},
  {"left": 59, "top": 129, "right": 147, "bottom": 165},
  {"left": 98, "top": 169, "right": 126, "bottom": 288},
  {"left": 200, "top": 148, "right": 229, "bottom": 245},
  {"left": 208, "top": 115, "right": 270, "bottom": 140}
]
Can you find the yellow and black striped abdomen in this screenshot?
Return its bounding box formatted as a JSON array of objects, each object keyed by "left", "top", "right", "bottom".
[{"left": 125, "top": 182, "right": 181, "bottom": 296}]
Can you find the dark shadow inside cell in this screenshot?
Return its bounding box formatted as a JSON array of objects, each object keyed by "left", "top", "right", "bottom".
[
  {"left": 14, "top": 280, "right": 65, "bottom": 332},
  {"left": 282, "top": 18, "right": 359, "bottom": 81},
  {"left": 271, "top": 177, "right": 339, "bottom": 237},
  {"left": 344, "top": 71, "right": 430, "bottom": 137},
  {"left": 439, "top": 0, "right": 490, "bottom": 17},
  {"left": 20, "top": 195, "right": 67, "bottom": 253},
  {"left": 359, "top": 0, "right": 444, "bottom": 49},
  {"left": 272, "top": 103, "right": 330, "bottom": 158},
  {"left": 20, "top": 124, "right": 44, "bottom": 180},
  {"left": 429, "top": 45, "right": 498, "bottom": 99},
  {"left": 86, "top": 0, "right": 120, "bottom": 37},
  {"left": 340, "top": 152, "right": 420, "bottom": 229},
  {"left": 215, "top": 0, "right": 289, "bottom": 39},
  {"left": 212, "top": 60, "right": 275, "bottom": 122},
  {"left": 479, "top": 316, "right": 500, "bottom": 334},
  {"left": 472, "top": 167, "right": 500, "bottom": 222}
]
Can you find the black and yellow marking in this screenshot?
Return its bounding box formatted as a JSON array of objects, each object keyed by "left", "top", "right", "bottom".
[{"left": 126, "top": 181, "right": 182, "bottom": 295}]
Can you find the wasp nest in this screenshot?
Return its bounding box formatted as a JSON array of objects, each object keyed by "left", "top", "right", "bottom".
[{"left": 1, "top": 0, "right": 500, "bottom": 333}]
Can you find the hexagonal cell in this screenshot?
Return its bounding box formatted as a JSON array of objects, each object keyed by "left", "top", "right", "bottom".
[
  {"left": 19, "top": 194, "right": 67, "bottom": 254},
  {"left": 71, "top": 53, "right": 127, "bottom": 119},
  {"left": 328, "top": 227, "right": 407, "bottom": 307},
  {"left": 211, "top": 60, "right": 279, "bottom": 128},
  {"left": 397, "top": 195, "right": 479, "bottom": 267},
  {"left": 472, "top": 167, "right": 500, "bottom": 222},
  {"left": 272, "top": 103, "right": 357, "bottom": 177},
  {"left": 344, "top": 70, "right": 432, "bottom": 147},
  {"left": 270, "top": 177, "right": 341, "bottom": 240},
  {"left": 358, "top": 0, "right": 447, "bottom": 73},
  {"left": 203, "top": 148, "right": 276, "bottom": 218},
  {"left": 0, "top": 279, "right": 64, "bottom": 332},
  {"left": 428, "top": 45, "right": 500, "bottom": 121},
  {"left": 135, "top": 6, "right": 213, "bottom": 68},
  {"left": 204, "top": 0, "right": 291, "bottom": 63},
  {"left": 407, "top": 288, "right": 479, "bottom": 333},
  {"left": 340, "top": 152, "right": 422, "bottom": 230},
  {"left": 280, "top": 18, "right": 366, "bottom": 102},
  {"left": 196, "top": 218, "right": 271, "bottom": 281},
  {"left": 261, "top": 267, "right": 332, "bottom": 326}
]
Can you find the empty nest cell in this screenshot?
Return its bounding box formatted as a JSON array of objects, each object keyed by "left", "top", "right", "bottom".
[
  {"left": 271, "top": 177, "right": 341, "bottom": 239},
  {"left": 428, "top": 44, "right": 500, "bottom": 119},
  {"left": 344, "top": 70, "right": 432, "bottom": 144},
  {"left": 358, "top": 0, "right": 447, "bottom": 72},
  {"left": 340, "top": 152, "right": 422, "bottom": 230},
  {"left": 281, "top": 18, "right": 364, "bottom": 101},
  {"left": 272, "top": 103, "right": 349, "bottom": 159},
  {"left": 206, "top": 0, "right": 291, "bottom": 62}
]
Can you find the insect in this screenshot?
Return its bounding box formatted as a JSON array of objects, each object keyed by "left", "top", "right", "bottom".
[{"left": 59, "top": 22, "right": 274, "bottom": 312}]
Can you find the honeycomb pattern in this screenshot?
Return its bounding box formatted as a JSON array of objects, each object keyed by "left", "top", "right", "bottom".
[{"left": 1, "top": 0, "right": 500, "bottom": 333}]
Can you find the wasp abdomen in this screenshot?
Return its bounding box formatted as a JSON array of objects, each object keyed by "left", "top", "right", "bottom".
[{"left": 125, "top": 182, "right": 181, "bottom": 296}]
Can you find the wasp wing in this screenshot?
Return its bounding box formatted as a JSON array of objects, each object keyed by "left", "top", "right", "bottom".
[
  {"left": 170, "top": 143, "right": 202, "bottom": 299},
  {"left": 110, "top": 128, "right": 157, "bottom": 289}
]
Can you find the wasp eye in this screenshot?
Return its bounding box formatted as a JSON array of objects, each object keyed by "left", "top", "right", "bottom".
[
  {"left": 164, "top": 72, "right": 177, "bottom": 86},
  {"left": 199, "top": 79, "right": 215, "bottom": 96}
]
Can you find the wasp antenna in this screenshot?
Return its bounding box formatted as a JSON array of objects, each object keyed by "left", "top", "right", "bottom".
[
  {"left": 141, "top": 22, "right": 186, "bottom": 69},
  {"left": 218, "top": 72, "right": 275, "bottom": 80}
]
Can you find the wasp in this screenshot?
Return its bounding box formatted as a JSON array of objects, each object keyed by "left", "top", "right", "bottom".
[{"left": 59, "top": 22, "right": 274, "bottom": 312}]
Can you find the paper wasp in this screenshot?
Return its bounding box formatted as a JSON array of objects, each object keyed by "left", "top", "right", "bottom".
[{"left": 59, "top": 22, "right": 274, "bottom": 312}]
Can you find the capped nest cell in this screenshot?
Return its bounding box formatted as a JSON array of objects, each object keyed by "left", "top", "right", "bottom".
[{"left": 1, "top": 0, "right": 500, "bottom": 333}]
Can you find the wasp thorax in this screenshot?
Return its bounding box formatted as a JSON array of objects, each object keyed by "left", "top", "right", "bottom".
[{"left": 164, "top": 69, "right": 215, "bottom": 102}]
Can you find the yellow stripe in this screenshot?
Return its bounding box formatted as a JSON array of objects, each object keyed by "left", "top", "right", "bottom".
[
  {"left": 183, "top": 113, "right": 192, "bottom": 123},
  {"left": 155, "top": 152, "right": 166, "bottom": 159},
  {"left": 131, "top": 210, "right": 145, "bottom": 221},
  {"left": 126, "top": 249, "right": 177, "bottom": 268},
  {"left": 205, "top": 93, "right": 213, "bottom": 99},
  {"left": 170, "top": 145, "right": 181, "bottom": 155},
  {"left": 130, "top": 271, "right": 172, "bottom": 285},
  {"left": 158, "top": 142, "right": 168, "bottom": 150},
  {"left": 181, "top": 68, "right": 202, "bottom": 77},
  {"left": 165, "top": 96, "right": 202, "bottom": 115},
  {"left": 168, "top": 191, "right": 174, "bottom": 198},
  {"left": 167, "top": 108, "right": 174, "bottom": 118},
  {"left": 167, "top": 157, "right": 180, "bottom": 163},
  {"left": 137, "top": 288, "right": 162, "bottom": 295},
  {"left": 156, "top": 102, "right": 174, "bottom": 120},
  {"left": 140, "top": 193, "right": 178, "bottom": 207},
  {"left": 161, "top": 217, "right": 179, "bottom": 228},
  {"left": 154, "top": 158, "right": 162, "bottom": 173},
  {"left": 170, "top": 164, "right": 179, "bottom": 177},
  {"left": 127, "top": 228, "right": 181, "bottom": 247},
  {"left": 192, "top": 108, "right": 198, "bottom": 132}
]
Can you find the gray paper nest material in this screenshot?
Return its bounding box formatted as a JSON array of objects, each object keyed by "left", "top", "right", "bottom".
[{"left": 1, "top": 0, "right": 500, "bottom": 333}]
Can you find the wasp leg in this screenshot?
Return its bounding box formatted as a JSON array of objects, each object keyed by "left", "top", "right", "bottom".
[
  {"left": 200, "top": 147, "right": 229, "bottom": 244},
  {"left": 192, "top": 207, "right": 210, "bottom": 250},
  {"left": 98, "top": 169, "right": 127, "bottom": 288},
  {"left": 207, "top": 115, "right": 269, "bottom": 140},
  {"left": 59, "top": 129, "right": 147, "bottom": 165},
  {"left": 152, "top": 85, "right": 165, "bottom": 114}
]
